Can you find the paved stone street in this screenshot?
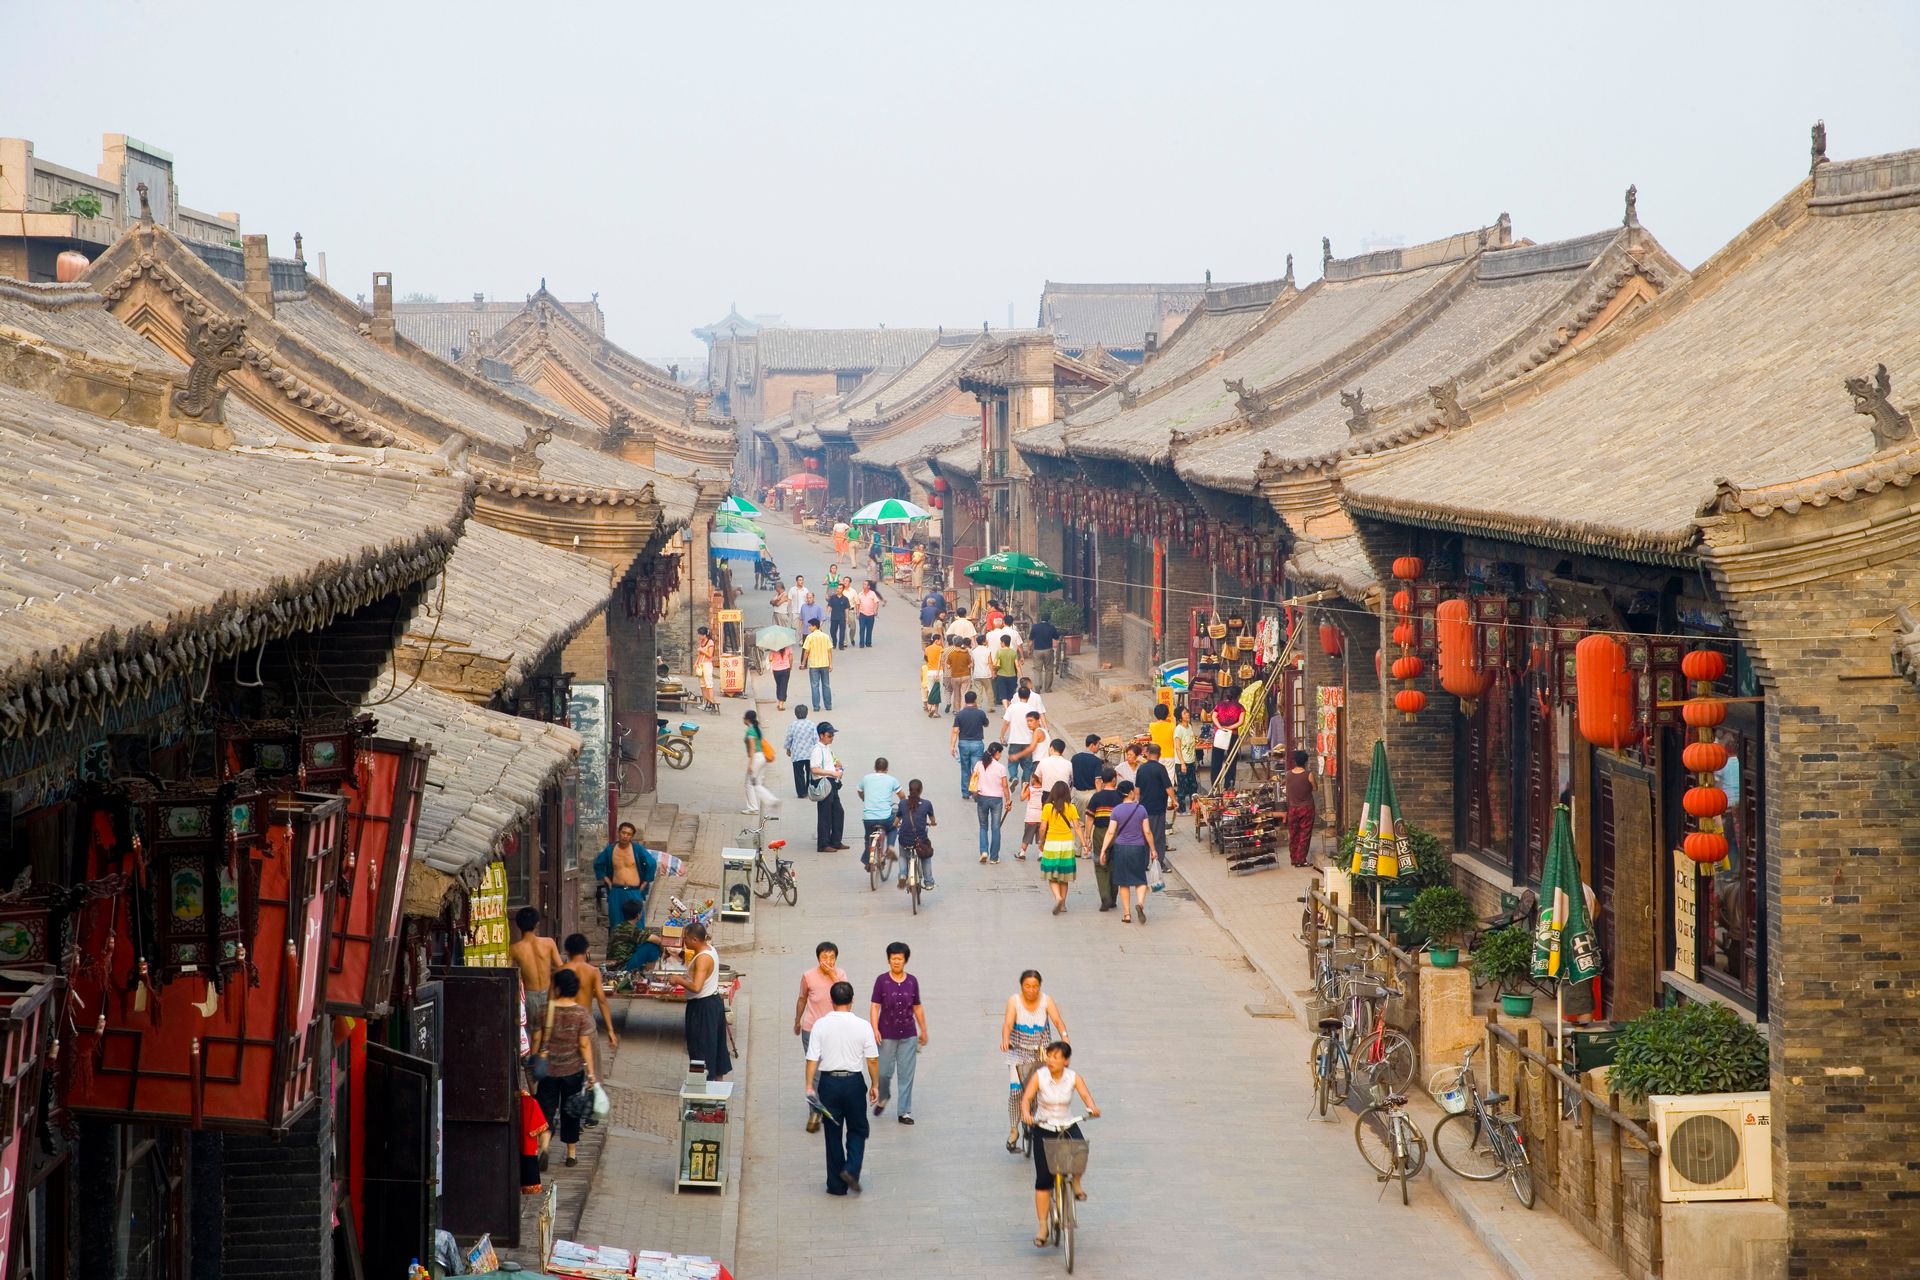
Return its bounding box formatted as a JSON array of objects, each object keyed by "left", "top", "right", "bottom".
[{"left": 627, "top": 516, "right": 1496, "bottom": 1277}]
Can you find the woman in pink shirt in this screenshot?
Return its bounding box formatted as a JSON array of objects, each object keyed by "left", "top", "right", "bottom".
[
  {"left": 794, "top": 940, "right": 849, "bottom": 1132},
  {"left": 767, "top": 643, "right": 793, "bottom": 709},
  {"left": 856, "top": 580, "right": 884, "bottom": 648},
  {"left": 970, "top": 742, "right": 1009, "bottom": 864}
]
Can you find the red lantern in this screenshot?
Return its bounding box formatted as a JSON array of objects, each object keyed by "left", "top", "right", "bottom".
[
  {"left": 1574, "top": 633, "right": 1635, "bottom": 748},
  {"left": 1391, "top": 589, "right": 1412, "bottom": 613},
  {"left": 932, "top": 476, "right": 949, "bottom": 493},
  {"left": 1436, "top": 598, "right": 1494, "bottom": 705},
  {"left": 1682, "top": 741, "right": 1729, "bottom": 774},
  {"left": 1681, "top": 697, "right": 1727, "bottom": 728},
  {"left": 56, "top": 249, "right": 91, "bottom": 282},
  {"left": 1680, "top": 649, "right": 1726, "bottom": 683},
  {"left": 1319, "top": 622, "right": 1343, "bottom": 656},
  {"left": 1391, "top": 655, "right": 1424, "bottom": 681},
  {"left": 1683, "top": 786, "right": 1728, "bottom": 818},
  {"left": 1392, "top": 556, "right": 1424, "bottom": 581},
  {"left": 929, "top": 494, "right": 943, "bottom": 510},
  {"left": 1394, "top": 688, "right": 1427, "bottom": 718},
  {"left": 803, "top": 457, "right": 819, "bottom": 472},
  {"left": 1683, "top": 831, "right": 1729, "bottom": 863},
  {"left": 1392, "top": 622, "right": 1414, "bottom": 648}
]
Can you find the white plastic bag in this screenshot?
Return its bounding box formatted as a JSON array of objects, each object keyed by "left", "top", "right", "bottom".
[
  {"left": 590, "top": 1082, "right": 610, "bottom": 1120},
  {"left": 1148, "top": 855, "right": 1166, "bottom": 892}
]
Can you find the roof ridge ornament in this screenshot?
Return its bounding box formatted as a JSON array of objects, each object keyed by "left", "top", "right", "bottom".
[
  {"left": 1283, "top": 254, "right": 1295, "bottom": 288},
  {"left": 1223, "top": 376, "right": 1274, "bottom": 418},
  {"left": 1340, "top": 386, "right": 1374, "bottom": 436},
  {"left": 1428, "top": 378, "right": 1469, "bottom": 431},
  {"left": 136, "top": 181, "right": 153, "bottom": 225},
  {"left": 1847, "top": 363, "right": 1913, "bottom": 452},
  {"left": 1322, "top": 237, "right": 1333, "bottom": 270},
  {"left": 510, "top": 425, "right": 551, "bottom": 474},
  {"left": 172, "top": 313, "right": 247, "bottom": 419},
  {"left": 1623, "top": 184, "right": 1639, "bottom": 228},
  {"left": 1811, "top": 119, "right": 1829, "bottom": 173}
]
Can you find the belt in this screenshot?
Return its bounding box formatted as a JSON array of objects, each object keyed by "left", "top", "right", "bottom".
[{"left": 821, "top": 1069, "right": 859, "bottom": 1077}]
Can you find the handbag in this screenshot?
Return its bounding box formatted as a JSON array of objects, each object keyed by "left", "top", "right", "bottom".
[
  {"left": 760, "top": 735, "right": 775, "bottom": 763},
  {"left": 808, "top": 774, "right": 834, "bottom": 802}
]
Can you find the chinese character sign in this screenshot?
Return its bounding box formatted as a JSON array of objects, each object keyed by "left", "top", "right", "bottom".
[{"left": 465, "top": 861, "right": 510, "bottom": 966}]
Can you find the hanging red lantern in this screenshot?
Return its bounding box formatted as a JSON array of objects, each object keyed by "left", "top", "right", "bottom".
[
  {"left": 1683, "top": 786, "right": 1728, "bottom": 818},
  {"left": 1682, "top": 740, "right": 1729, "bottom": 774},
  {"left": 1435, "top": 598, "right": 1495, "bottom": 706},
  {"left": 1392, "top": 556, "right": 1424, "bottom": 581},
  {"left": 932, "top": 476, "right": 949, "bottom": 493},
  {"left": 1319, "top": 622, "right": 1343, "bottom": 656},
  {"left": 1391, "top": 655, "right": 1425, "bottom": 681},
  {"left": 1681, "top": 697, "right": 1727, "bottom": 728},
  {"left": 1391, "top": 589, "right": 1412, "bottom": 613},
  {"left": 1682, "top": 831, "right": 1729, "bottom": 863},
  {"left": 1391, "top": 621, "right": 1414, "bottom": 648},
  {"left": 929, "top": 494, "right": 943, "bottom": 509},
  {"left": 1574, "top": 633, "right": 1635, "bottom": 748},
  {"left": 803, "top": 456, "right": 819, "bottom": 472},
  {"left": 1680, "top": 649, "right": 1726, "bottom": 683},
  {"left": 1394, "top": 688, "right": 1427, "bottom": 718}
]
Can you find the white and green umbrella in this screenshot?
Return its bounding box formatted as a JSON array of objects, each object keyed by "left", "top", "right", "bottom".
[
  {"left": 712, "top": 529, "right": 764, "bottom": 562},
  {"left": 850, "top": 497, "right": 931, "bottom": 525},
  {"left": 715, "top": 512, "right": 765, "bottom": 540},
  {"left": 1349, "top": 739, "right": 1416, "bottom": 880},
  {"left": 1533, "top": 804, "right": 1600, "bottom": 1028},
  {"left": 719, "top": 494, "right": 761, "bottom": 516}
]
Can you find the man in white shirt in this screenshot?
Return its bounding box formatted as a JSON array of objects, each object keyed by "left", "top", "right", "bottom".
[
  {"left": 986, "top": 619, "right": 1021, "bottom": 655},
  {"left": 969, "top": 637, "right": 995, "bottom": 709},
  {"left": 1034, "top": 737, "right": 1074, "bottom": 796},
  {"left": 804, "top": 981, "right": 880, "bottom": 1194},
  {"left": 810, "top": 724, "right": 848, "bottom": 853},
  {"left": 945, "top": 607, "right": 978, "bottom": 643},
  {"left": 1003, "top": 690, "right": 1048, "bottom": 793}
]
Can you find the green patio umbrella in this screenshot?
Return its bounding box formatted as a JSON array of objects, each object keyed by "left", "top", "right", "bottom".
[
  {"left": 1348, "top": 739, "right": 1417, "bottom": 880},
  {"left": 1533, "top": 805, "right": 1601, "bottom": 1034},
  {"left": 962, "top": 551, "right": 1063, "bottom": 594},
  {"left": 719, "top": 494, "right": 761, "bottom": 516},
  {"left": 850, "top": 497, "right": 931, "bottom": 525},
  {"left": 715, "top": 512, "right": 765, "bottom": 540}
]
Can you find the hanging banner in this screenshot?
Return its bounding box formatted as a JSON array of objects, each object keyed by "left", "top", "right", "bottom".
[
  {"left": 1316, "top": 686, "right": 1345, "bottom": 776},
  {"left": 465, "top": 861, "right": 510, "bottom": 967},
  {"left": 1672, "top": 849, "right": 1698, "bottom": 981}
]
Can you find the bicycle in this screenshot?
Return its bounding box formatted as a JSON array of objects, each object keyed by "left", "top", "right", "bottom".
[
  {"left": 902, "top": 839, "right": 923, "bottom": 914},
  {"left": 1338, "top": 976, "right": 1415, "bottom": 1095},
  {"left": 749, "top": 836, "right": 798, "bottom": 907},
  {"left": 1033, "top": 1115, "right": 1092, "bottom": 1273},
  {"left": 865, "top": 823, "right": 896, "bottom": 892},
  {"left": 1354, "top": 1082, "right": 1427, "bottom": 1205},
  {"left": 1430, "top": 1043, "right": 1533, "bottom": 1208}
]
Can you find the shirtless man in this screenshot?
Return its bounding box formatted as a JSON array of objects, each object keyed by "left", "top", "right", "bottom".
[
  {"left": 562, "top": 932, "right": 619, "bottom": 1050},
  {"left": 510, "top": 906, "right": 564, "bottom": 1048},
  {"left": 594, "top": 822, "right": 656, "bottom": 929}
]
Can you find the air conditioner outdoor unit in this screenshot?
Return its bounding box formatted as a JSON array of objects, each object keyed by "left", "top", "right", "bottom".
[{"left": 1648, "top": 1092, "right": 1772, "bottom": 1202}]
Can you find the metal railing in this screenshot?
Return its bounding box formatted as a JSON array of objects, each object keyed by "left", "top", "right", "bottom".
[
  {"left": 1305, "top": 887, "right": 1422, "bottom": 1055},
  {"left": 1484, "top": 1018, "right": 1664, "bottom": 1277}
]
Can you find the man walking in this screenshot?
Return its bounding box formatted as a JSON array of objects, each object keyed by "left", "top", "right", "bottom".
[
  {"left": 991, "top": 634, "right": 1021, "bottom": 707},
  {"left": 561, "top": 933, "right": 619, "bottom": 1050},
  {"left": 509, "top": 906, "right": 564, "bottom": 1038},
  {"left": 945, "top": 606, "right": 977, "bottom": 644},
  {"left": 1136, "top": 743, "right": 1178, "bottom": 870},
  {"left": 784, "top": 705, "right": 819, "bottom": 798},
  {"left": 810, "top": 722, "right": 848, "bottom": 852},
  {"left": 944, "top": 638, "right": 972, "bottom": 714},
  {"left": 827, "top": 583, "right": 852, "bottom": 649},
  {"left": 969, "top": 633, "right": 994, "bottom": 709},
  {"left": 802, "top": 619, "right": 834, "bottom": 711},
  {"left": 1284, "top": 749, "right": 1318, "bottom": 867},
  {"left": 1070, "top": 734, "right": 1104, "bottom": 804},
  {"left": 869, "top": 942, "right": 928, "bottom": 1124},
  {"left": 951, "top": 691, "right": 989, "bottom": 799},
  {"left": 856, "top": 580, "right": 884, "bottom": 647},
  {"left": 804, "top": 981, "right": 880, "bottom": 1195},
  {"left": 1002, "top": 681, "right": 1048, "bottom": 790},
  {"left": 1029, "top": 609, "right": 1060, "bottom": 692}
]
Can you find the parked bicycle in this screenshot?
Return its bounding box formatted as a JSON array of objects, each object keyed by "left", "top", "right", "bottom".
[
  {"left": 1339, "top": 976, "right": 1415, "bottom": 1095},
  {"left": 737, "top": 823, "right": 798, "bottom": 907},
  {"left": 1430, "top": 1043, "right": 1534, "bottom": 1208},
  {"left": 1355, "top": 1081, "right": 1427, "bottom": 1205}
]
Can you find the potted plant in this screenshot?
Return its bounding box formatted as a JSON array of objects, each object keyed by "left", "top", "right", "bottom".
[
  {"left": 1608, "top": 1000, "right": 1769, "bottom": 1103},
  {"left": 1047, "top": 599, "right": 1086, "bottom": 655},
  {"left": 1402, "top": 885, "right": 1476, "bottom": 968},
  {"left": 1470, "top": 924, "right": 1537, "bottom": 1015}
]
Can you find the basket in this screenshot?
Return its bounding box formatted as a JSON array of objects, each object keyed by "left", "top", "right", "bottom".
[
  {"left": 1043, "top": 1136, "right": 1089, "bottom": 1177},
  {"left": 1428, "top": 1068, "right": 1470, "bottom": 1114}
]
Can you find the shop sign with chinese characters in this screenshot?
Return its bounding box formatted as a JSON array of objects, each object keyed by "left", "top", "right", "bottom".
[
  {"left": 1672, "top": 849, "right": 1698, "bottom": 980},
  {"left": 466, "top": 861, "right": 510, "bottom": 966}
]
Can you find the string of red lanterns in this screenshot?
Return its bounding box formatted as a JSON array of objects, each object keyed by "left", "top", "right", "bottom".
[
  {"left": 1391, "top": 556, "right": 1425, "bottom": 718},
  {"left": 1680, "top": 648, "right": 1731, "bottom": 864}
]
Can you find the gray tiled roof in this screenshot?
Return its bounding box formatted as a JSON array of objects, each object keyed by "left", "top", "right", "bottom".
[
  {"left": 1342, "top": 151, "right": 1920, "bottom": 555},
  {"left": 393, "top": 297, "right": 603, "bottom": 362},
  {"left": 934, "top": 441, "right": 979, "bottom": 478},
  {"left": 821, "top": 337, "right": 981, "bottom": 439},
  {"left": 852, "top": 413, "right": 978, "bottom": 470},
  {"left": 755, "top": 328, "right": 944, "bottom": 372},
  {"left": 1288, "top": 533, "right": 1375, "bottom": 597},
  {"left": 1038, "top": 282, "right": 1225, "bottom": 352},
  {"left": 370, "top": 680, "right": 581, "bottom": 885},
  {"left": 0, "top": 368, "right": 470, "bottom": 736}
]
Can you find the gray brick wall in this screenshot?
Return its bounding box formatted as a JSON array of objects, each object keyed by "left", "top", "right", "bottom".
[{"left": 221, "top": 1086, "right": 334, "bottom": 1280}]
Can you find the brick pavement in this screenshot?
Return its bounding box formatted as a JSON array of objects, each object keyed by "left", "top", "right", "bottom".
[{"left": 647, "top": 516, "right": 1500, "bottom": 1278}]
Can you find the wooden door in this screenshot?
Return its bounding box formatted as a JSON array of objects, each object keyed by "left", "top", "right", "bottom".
[
  {"left": 1592, "top": 755, "right": 1656, "bottom": 1021},
  {"left": 360, "top": 1042, "right": 435, "bottom": 1278},
  {"left": 430, "top": 966, "right": 521, "bottom": 1245}
]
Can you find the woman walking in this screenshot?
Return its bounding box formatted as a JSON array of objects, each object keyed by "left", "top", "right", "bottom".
[
  {"left": 999, "top": 970, "right": 1068, "bottom": 1152},
  {"left": 742, "top": 710, "right": 781, "bottom": 818},
  {"left": 1099, "top": 780, "right": 1157, "bottom": 923},
  {"left": 1172, "top": 705, "right": 1200, "bottom": 812},
  {"left": 1037, "top": 781, "right": 1081, "bottom": 914},
  {"left": 895, "top": 778, "right": 937, "bottom": 888},
  {"left": 1020, "top": 1041, "right": 1100, "bottom": 1246},
  {"left": 676, "top": 922, "right": 732, "bottom": 1080},
  {"left": 970, "top": 742, "right": 1009, "bottom": 864},
  {"left": 695, "top": 626, "right": 718, "bottom": 709},
  {"left": 533, "top": 968, "right": 598, "bottom": 1167},
  {"left": 767, "top": 641, "right": 793, "bottom": 710},
  {"left": 771, "top": 581, "right": 793, "bottom": 630}
]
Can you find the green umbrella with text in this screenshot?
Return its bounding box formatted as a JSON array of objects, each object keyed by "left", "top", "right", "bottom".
[
  {"left": 962, "top": 551, "right": 1063, "bottom": 594},
  {"left": 1532, "top": 804, "right": 1601, "bottom": 1056},
  {"left": 1348, "top": 739, "right": 1417, "bottom": 881},
  {"left": 719, "top": 493, "right": 762, "bottom": 517}
]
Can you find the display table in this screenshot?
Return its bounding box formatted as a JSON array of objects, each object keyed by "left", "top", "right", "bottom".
[
  {"left": 675, "top": 1072, "right": 733, "bottom": 1193},
  {"left": 544, "top": 1239, "right": 733, "bottom": 1279}
]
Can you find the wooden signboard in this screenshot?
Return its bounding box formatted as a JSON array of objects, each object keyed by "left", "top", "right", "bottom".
[{"left": 1672, "top": 849, "right": 1698, "bottom": 981}]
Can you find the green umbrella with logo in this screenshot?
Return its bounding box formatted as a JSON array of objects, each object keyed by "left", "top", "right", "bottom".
[
  {"left": 719, "top": 494, "right": 762, "bottom": 516},
  {"left": 1533, "top": 804, "right": 1601, "bottom": 1036},
  {"left": 962, "top": 551, "right": 1063, "bottom": 594},
  {"left": 715, "top": 512, "right": 766, "bottom": 540},
  {"left": 850, "top": 497, "right": 931, "bottom": 525},
  {"left": 1348, "top": 739, "right": 1417, "bottom": 880}
]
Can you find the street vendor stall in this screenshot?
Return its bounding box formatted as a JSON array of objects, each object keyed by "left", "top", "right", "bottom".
[{"left": 544, "top": 1241, "right": 733, "bottom": 1279}]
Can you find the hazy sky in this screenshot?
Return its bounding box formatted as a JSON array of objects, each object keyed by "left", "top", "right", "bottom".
[{"left": 7, "top": 1, "right": 1919, "bottom": 358}]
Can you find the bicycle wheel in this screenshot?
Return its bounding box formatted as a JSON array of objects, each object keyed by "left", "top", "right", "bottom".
[
  {"left": 660, "top": 740, "right": 692, "bottom": 771},
  {"left": 1354, "top": 1029, "right": 1416, "bottom": 1094},
  {"left": 1354, "top": 1106, "right": 1397, "bottom": 1177},
  {"left": 780, "top": 871, "right": 798, "bottom": 906},
  {"left": 752, "top": 860, "right": 774, "bottom": 900},
  {"left": 909, "top": 862, "right": 921, "bottom": 915},
  {"left": 867, "top": 835, "right": 882, "bottom": 891},
  {"left": 1433, "top": 1110, "right": 1506, "bottom": 1180},
  {"left": 1499, "top": 1126, "right": 1535, "bottom": 1208},
  {"left": 1061, "top": 1185, "right": 1075, "bottom": 1273}
]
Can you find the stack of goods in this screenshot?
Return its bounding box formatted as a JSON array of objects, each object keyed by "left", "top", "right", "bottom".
[
  {"left": 1212, "top": 792, "right": 1282, "bottom": 875},
  {"left": 1189, "top": 609, "right": 1257, "bottom": 710},
  {"left": 547, "top": 1241, "right": 638, "bottom": 1279},
  {"left": 634, "top": 1252, "right": 729, "bottom": 1279}
]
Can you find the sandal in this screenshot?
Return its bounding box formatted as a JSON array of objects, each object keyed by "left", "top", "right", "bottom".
[
  {"left": 1121, "top": 915, "right": 1132, "bottom": 923},
  {"left": 1033, "top": 1236, "right": 1049, "bottom": 1248},
  {"left": 1074, "top": 1191, "right": 1088, "bottom": 1202}
]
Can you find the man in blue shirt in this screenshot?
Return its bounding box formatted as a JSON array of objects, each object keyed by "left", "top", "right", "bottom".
[
  {"left": 857, "top": 757, "right": 903, "bottom": 869},
  {"left": 920, "top": 590, "right": 945, "bottom": 628},
  {"left": 592, "top": 821, "right": 658, "bottom": 929}
]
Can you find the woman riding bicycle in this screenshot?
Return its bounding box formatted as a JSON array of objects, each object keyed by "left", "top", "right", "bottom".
[
  {"left": 999, "top": 969, "right": 1068, "bottom": 1152},
  {"left": 895, "top": 778, "right": 936, "bottom": 890},
  {"left": 1019, "top": 1040, "right": 1099, "bottom": 1248}
]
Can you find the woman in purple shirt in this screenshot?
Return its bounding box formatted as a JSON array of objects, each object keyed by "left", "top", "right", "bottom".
[
  {"left": 869, "top": 942, "right": 928, "bottom": 1123},
  {"left": 1098, "top": 781, "right": 1158, "bottom": 924}
]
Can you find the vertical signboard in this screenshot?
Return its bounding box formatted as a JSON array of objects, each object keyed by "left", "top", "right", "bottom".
[{"left": 465, "top": 862, "right": 510, "bottom": 967}]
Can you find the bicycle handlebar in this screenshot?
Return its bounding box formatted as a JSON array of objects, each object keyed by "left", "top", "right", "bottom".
[{"left": 1032, "top": 1115, "right": 1095, "bottom": 1133}]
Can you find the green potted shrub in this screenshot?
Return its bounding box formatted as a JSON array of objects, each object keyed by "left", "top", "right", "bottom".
[
  {"left": 1608, "top": 1000, "right": 1769, "bottom": 1103},
  {"left": 1469, "top": 924, "right": 1537, "bottom": 1015},
  {"left": 1402, "top": 885, "right": 1476, "bottom": 968},
  {"left": 1046, "top": 599, "right": 1086, "bottom": 655}
]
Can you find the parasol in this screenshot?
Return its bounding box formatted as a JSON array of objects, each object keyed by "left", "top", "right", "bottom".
[
  {"left": 1348, "top": 739, "right": 1418, "bottom": 924},
  {"left": 963, "top": 551, "right": 1063, "bottom": 593},
  {"left": 777, "top": 472, "right": 827, "bottom": 490},
  {"left": 719, "top": 494, "right": 762, "bottom": 516},
  {"left": 711, "top": 529, "right": 764, "bottom": 562},
  {"left": 850, "top": 497, "right": 931, "bottom": 525},
  {"left": 1532, "top": 804, "right": 1601, "bottom": 1064},
  {"left": 754, "top": 625, "right": 798, "bottom": 650},
  {"left": 715, "top": 512, "right": 765, "bottom": 539}
]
